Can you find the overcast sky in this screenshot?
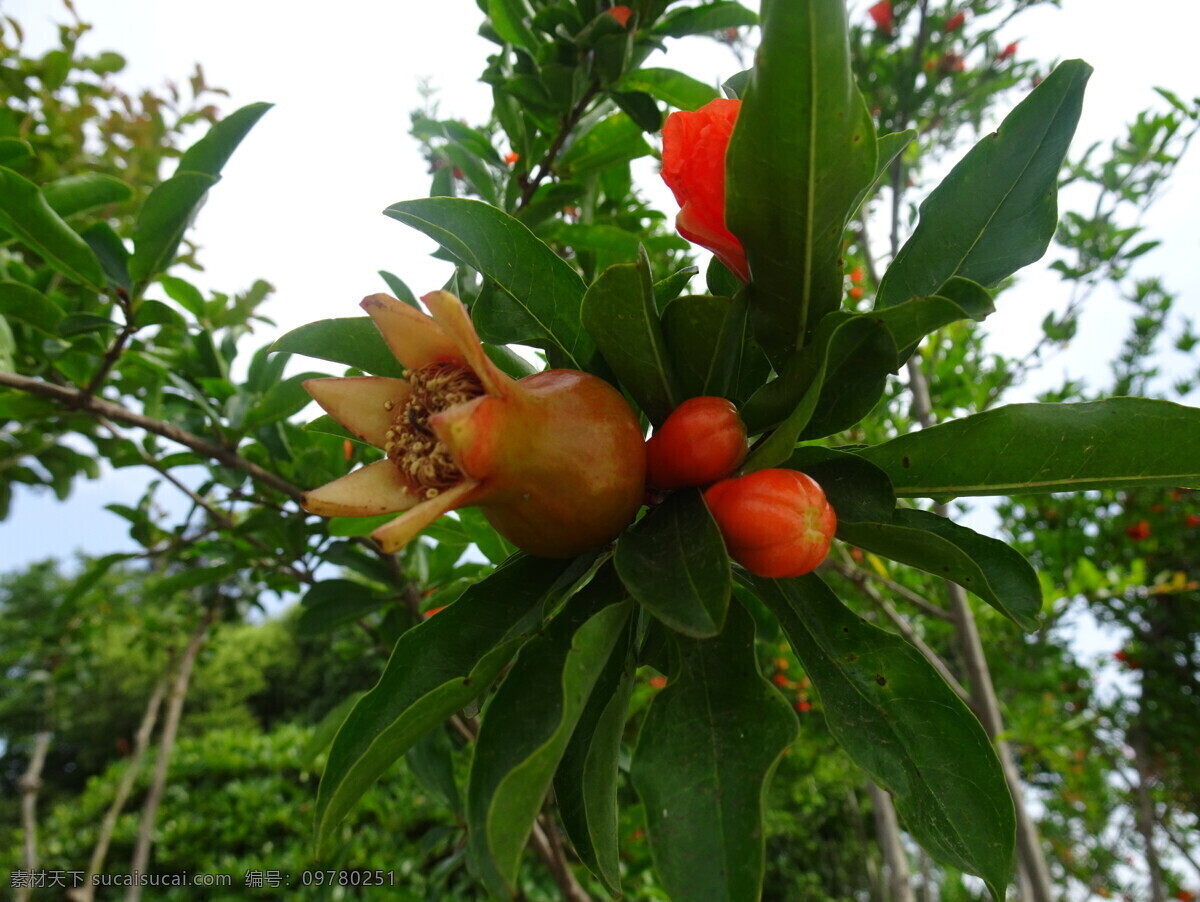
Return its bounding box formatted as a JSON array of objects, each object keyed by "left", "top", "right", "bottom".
[{"left": 1, "top": 0, "right": 1197, "bottom": 571}]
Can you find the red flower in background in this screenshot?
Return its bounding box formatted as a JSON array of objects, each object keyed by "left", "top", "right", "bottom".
[
  {"left": 868, "top": 1, "right": 894, "bottom": 31},
  {"left": 945, "top": 11, "right": 965, "bottom": 31},
  {"left": 998, "top": 41, "right": 1019, "bottom": 61},
  {"left": 1125, "top": 520, "right": 1152, "bottom": 541},
  {"left": 608, "top": 5, "right": 633, "bottom": 28},
  {"left": 661, "top": 98, "right": 750, "bottom": 283}
]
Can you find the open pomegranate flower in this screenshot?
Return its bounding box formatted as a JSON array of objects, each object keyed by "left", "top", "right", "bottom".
[{"left": 302, "top": 291, "right": 647, "bottom": 558}]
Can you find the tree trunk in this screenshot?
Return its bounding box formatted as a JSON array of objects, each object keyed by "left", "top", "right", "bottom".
[
  {"left": 869, "top": 782, "right": 914, "bottom": 902},
  {"left": 1131, "top": 731, "right": 1167, "bottom": 902},
  {"left": 125, "top": 609, "right": 214, "bottom": 902},
  {"left": 69, "top": 676, "right": 170, "bottom": 902},
  {"left": 16, "top": 730, "right": 53, "bottom": 902}
]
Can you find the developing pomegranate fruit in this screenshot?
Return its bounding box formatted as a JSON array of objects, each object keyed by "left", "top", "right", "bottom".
[
  {"left": 703, "top": 469, "right": 837, "bottom": 578},
  {"left": 302, "top": 290, "right": 646, "bottom": 558},
  {"left": 645, "top": 396, "right": 748, "bottom": 490}
]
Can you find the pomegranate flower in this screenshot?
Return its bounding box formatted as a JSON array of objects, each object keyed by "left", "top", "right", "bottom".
[
  {"left": 661, "top": 98, "right": 750, "bottom": 283},
  {"left": 868, "top": 1, "right": 894, "bottom": 31},
  {"left": 302, "top": 291, "right": 646, "bottom": 557}
]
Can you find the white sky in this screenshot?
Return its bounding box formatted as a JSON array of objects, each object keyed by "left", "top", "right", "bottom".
[{"left": 1, "top": 0, "right": 1198, "bottom": 569}]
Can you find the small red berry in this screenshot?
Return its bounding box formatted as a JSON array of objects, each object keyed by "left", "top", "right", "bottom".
[
  {"left": 504, "top": 151, "right": 519, "bottom": 165},
  {"left": 848, "top": 286, "right": 864, "bottom": 301},
  {"left": 646, "top": 396, "right": 748, "bottom": 490},
  {"left": 704, "top": 469, "right": 837, "bottom": 579}
]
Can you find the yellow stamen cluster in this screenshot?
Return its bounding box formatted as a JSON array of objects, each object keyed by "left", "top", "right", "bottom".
[{"left": 384, "top": 361, "right": 485, "bottom": 499}]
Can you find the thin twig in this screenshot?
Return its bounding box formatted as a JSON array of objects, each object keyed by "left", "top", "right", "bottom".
[
  {"left": 517, "top": 83, "right": 601, "bottom": 209},
  {"left": 825, "top": 556, "right": 953, "bottom": 622},
  {"left": 0, "top": 372, "right": 303, "bottom": 501}
]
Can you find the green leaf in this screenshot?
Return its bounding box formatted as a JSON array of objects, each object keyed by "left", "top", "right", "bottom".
[
  {"left": 176, "top": 101, "right": 273, "bottom": 178},
  {"left": 617, "top": 67, "right": 720, "bottom": 111},
  {"left": 0, "top": 139, "right": 32, "bottom": 167},
  {"left": 856, "top": 398, "right": 1200, "bottom": 497},
  {"left": 615, "top": 488, "right": 731, "bottom": 638},
  {"left": 653, "top": 265, "right": 698, "bottom": 308},
  {"left": 315, "top": 554, "right": 572, "bottom": 856},
  {"left": 383, "top": 197, "right": 596, "bottom": 370},
  {"left": 849, "top": 129, "right": 916, "bottom": 216},
  {"left": 297, "top": 579, "right": 389, "bottom": 636},
  {"left": 159, "top": 275, "right": 205, "bottom": 318},
  {"left": 631, "top": 601, "right": 796, "bottom": 902},
  {"left": 554, "top": 636, "right": 634, "bottom": 896},
  {"left": 467, "top": 573, "right": 632, "bottom": 896},
  {"left": 612, "top": 91, "right": 664, "bottom": 133},
  {"left": 661, "top": 294, "right": 744, "bottom": 401},
  {"left": 0, "top": 281, "right": 64, "bottom": 333},
  {"left": 0, "top": 166, "right": 105, "bottom": 289},
  {"left": 653, "top": 1, "right": 758, "bottom": 37},
  {"left": 875, "top": 60, "right": 1092, "bottom": 309},
  {"left": 838, "top": 509, "right": 1043, "bottom": 631},
  {"left": 872, "top": 277, "right": 994, "bottom": 363},
  {"left": 81, "top": 223, "right": 132, "bottom": 291},
  {"left": 41, "top": 173, "right": 132, "bottom": 218},
  {"left": 558, "top": 113, "right": 652, "bottom": 179},
  {"left": 756, "top": 574, "right": 1014, "bottom": 899},
  {"left": 128, "top": 172, "right": 219, "bottom": 283},
  {"left": 742, "top": 311, "right": 895, "bottom": 470},
  {"left": 785, "top": 445, "right": 896, "bottom": 524},
  {"left": 271, "top": 316, "right": 405, "bottom": 378},
  {"left": 725, "top": 0, "right": 876, "bottom": 364},
  {"left": 487, "top": 0, "right": 539, "bottom": 49},
  {"left": 378, "top": 269, "right": 419, "bottom": 307},
  {"left": 582, "top": 247, "right": 678, "bottom": 423},
  {"left": 406, "top": 725, "right": 463, "bottom": 814}
]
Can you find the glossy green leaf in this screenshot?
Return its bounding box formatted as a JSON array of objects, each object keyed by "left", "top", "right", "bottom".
[
  {"left": 661, "top": 293, "right": 759, "bottom": 402},
  {"left": 756, "top": 574, "right": 1014, "bottom": 900},
  {"left": 582, "top": 247, "right": 678, "bottom": 423},
  {"left": 857, "top": 398, "right": 1200, "bottom": 497},
  {"left": 297, "top": 579, "right": 389, "bottom": 636},
  {"left": 467, "top": 573, "right": 632, "bottom": 896},
  {"left": 558, "top": 113, "right": 652, "bottom": 178},
  {"left": 405, "top": 725, "right": 463, "bottom": 814},
  {"left": 653, "top": 1, "right": 758, "bottom": 37},
  {"left": 875, "top": 61, "right": 1091, "bottom": 309},
  {"left": 128, "top": 172, "right": 218, "bottom": 283},
  {"left": 615, "top": 488, "right": 730, "bottom": 638},
  {"left": 378, "top": 269, "right": 419, "bottom": 307},
  {"left": 849, "top": 129, "right": 916, "bottom": 216},
  {"left": 785, "top": 446, "right": 896, "bottom": 524},
  {"left": 726, "top": 0, "right": 876, "bottom": 364},
  {"left": 838, "top": 509, "right": 1043, "bottom": 631},
  {"left": 617, "top": 67, "right": 720, "bottom": 111},
  {"left": 652, "top": 265, "right": 698, "bottom": 308},
  {"left": 488, "top": 0, "right": 539, "bottom": 49},
  {"left": 158, "top": 275, "right": 205, "bottom": 318},
  {"left": 315, "top": 554, "right": 572, "bottom": 856},
  {"left": 742, "top": 311, "right": 895, "bottom": 470},
  {"left": 81, "top": 222, "right": 132, "bottom": 291},
  {"left": 873, "top": 277, "right": 994, "bottom": 363},
  {"left": 176, "top": 101, "right": 272, "bottom": 177},
  {"left": 0, "top": 166, "right": 105, "bottom": 289},
  {"left": 554, "top": 634, "right": 634, "bottom": 896},
  {"left": 631, "top": 601, "right": 797, "bottom": 902},
  {"left": 612, "top": 91, "right": 664, "bottom": 133},
  {"left": 0, "top": 138, "right": 32, "bottom": 167},
  {"left": 0, "top": 281, "right": 64, "bottom": 334},
  {"left": 384, "top": 197, "right": 596, "bottom": 370},
  {"left": 41, "top": 173, "right": 132, "bottom": 218},
  {"left": 271, "top": 316, "right": 405, "bottom": 378}
]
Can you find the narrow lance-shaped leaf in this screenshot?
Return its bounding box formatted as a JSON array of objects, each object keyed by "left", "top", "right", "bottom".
[
  {"left": 856, "top": 398, "right": 1200, "bottom": 497},
  {"left": 837, "top": 508, "right": 1043, "bottom": 631},
  {"left": 314, "top": 554, "right": 574, "bottom": 856},
  {"left": 631, "top": 601, "right": 797, "bottom": 902},
  {"left": 384, "top": 197, "right": 598, "bottom": 371},
  {"left": 467, "top": 569, "right": 632, "bottom": 896},
  {"left": 271, "top": 317, "right": 406, "bottom": 378},
  {"left": 875, "top": 60, "right": 1092, "bottom": 308},
  {"left": 755, "top": 574, "right": 1015, "bottom": 901},
  {"left": 615, "top": 488, "right": 731, "bottom": 638},
  {"left": 581, "top": 246, "right": 679, "bottom": 424},
  {"left": 0, "top": 167, "right": 106, "bottom": 290},
  {"left": 725, "top": 0, "right": 876, "bottom": 365}
]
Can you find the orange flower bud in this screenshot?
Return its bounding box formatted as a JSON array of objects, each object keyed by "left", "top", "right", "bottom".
[
  {"left": 945, "top": 11, "right": 965, "bottom": 32},
  {"left": 607, "top": 5, "right": 632, "bottom": 28},
  {"left": 660, "top": 98, "right": 750, "bottom": 284},
  {"left": 868, "top": 0, "right": 894, "bottom": 31},
  {"left": 998, "top": 41, "right": 1019, "bottom": 61}
]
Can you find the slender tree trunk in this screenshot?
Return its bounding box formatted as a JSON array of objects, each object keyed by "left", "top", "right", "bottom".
[
  {"left": 1130, "top": 732, "right": 1167, "bottom": 902},
  {"left": 904, "top": 357, "right": 1056, "bottom": 902},
  {"left": 870, "top": 782, "right": 915, "bottom": 902},
  {"left": 68, "top": 676, "right": 170, "bottom": 902},
  {"left": 125, "top": 609, "right": 215, "bottom": 902},
  {"left": 16, "top": 730, "right": 53, "bottom": 902}
]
